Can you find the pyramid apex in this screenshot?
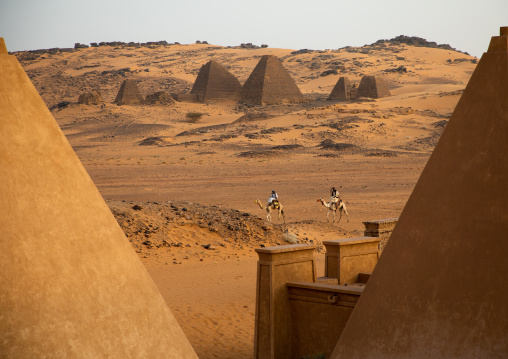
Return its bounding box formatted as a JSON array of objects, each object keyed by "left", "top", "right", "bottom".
[
  {"left": 488, "top": 27, "right": 508, "bottom": 52},
  {"left": 0, "top": 38, "right": 7, "bottom": 54}
]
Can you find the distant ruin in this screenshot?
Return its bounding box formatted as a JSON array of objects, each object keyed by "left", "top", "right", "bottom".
[
  {"left": 144, "top": 91, "right": 175, "bottom": 106},
  {"left": 114, "top": 79, "right": 144, "bottom": 105},
  {"left": 190, "top": 60, "right": 242, "bottom": 102},
  {"left": 328, "top": 76, "right": 352, "bottom": 101},
  {"left": 171, "top": 93, "right": 199, "bottom": 103},
  {"left": 78, "top": 90, "right": 103, "bottom": 105},
  {"left": 355, "top": 75, "right": 391, "bottom": 99},
  {"left": 0, "top": 38, "right": 197, "bottom": 358},
  {"left": 242, "top": 55, "right": 305, "bottom": 105}
]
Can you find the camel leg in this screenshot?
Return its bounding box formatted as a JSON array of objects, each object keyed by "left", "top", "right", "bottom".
[
  {"left": 326, "top": 210, "right": 330, "bottom": 222},
  {"left": 332, "top": 210, "right": 336, "bottom": 223},
  {"left": 337, "top": 210, "right": 342, "bottom": 223}
]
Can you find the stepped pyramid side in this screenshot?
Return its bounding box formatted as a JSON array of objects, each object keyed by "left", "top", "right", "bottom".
[
  {"left": 328, "top": 76, "right": 352, "bottom": 100},
  {"left": 190, "top": 60, "right": 242, "bottom": 102},
  {"left": 331, "top": 27, "right": 508, "bottom": 359},
  {"left": 114, "top": 79, "right": 144, "bottom": 105},
  {"left": 355, "top": 75, "right": 391, "bottom": 99},
  {"left": 242, "top": 55, "right": 304, "bottom": 105},
  {"left": 0, "top": 41, "right": 197, "bottom": 358}
]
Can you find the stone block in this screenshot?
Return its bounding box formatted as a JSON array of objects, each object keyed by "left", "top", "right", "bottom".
[
  {"left": 254, "top": 244, "right": 316, "bottom": 359},
  {"left": 323, "top": 237, "right": 380, "bottom": 285}
]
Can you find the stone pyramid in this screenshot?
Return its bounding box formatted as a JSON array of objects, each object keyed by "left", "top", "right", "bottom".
[
  {"left": 114, "top": 78, "right": 144, "bottom": 105},
  {"left": 331, "top": 27, "right": 508, "bottom": 358},
  {"left": 328, "top": 76, "right": 352, "bottom": 100},
  {"left": 0, "top": 39, "right": 197, "bottom": 358},
  {"left": 190, "top": 60, "right": 242, "bottom": 102},
  {"left": 355, "top": 75, "right": 391, "bottom": 99},
  {"left": 242, "top": 55, "right": 304, "bottom": 105}
]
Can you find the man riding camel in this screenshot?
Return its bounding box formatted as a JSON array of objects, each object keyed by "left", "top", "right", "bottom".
[
  {"left": 330, "top": 187, "right": 340, "bottom": 204},
  {"left": 268, "top": 190, "right": 279, "bottom": 207}
]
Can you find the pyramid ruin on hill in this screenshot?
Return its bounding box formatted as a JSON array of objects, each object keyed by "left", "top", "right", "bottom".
[
  {"left": 114, "top": 79, "right": 144, "bottom": 105},
  {"left": 328, "top": 77, "right": 352, "bottom": 101},
  {"left": 144, "top": 91, "right": 176, "bottom": 106},
  {"left": 355, "top": 75, "right": 391, "bottom": 99},
  {"left": 190, "top": 60, "right": 242, "bottom": 102},
  {"left": 242, "top": 55, "right": 305, "bottom": 105},
  {"left": 78, "top": 90, "right": 103, "bottom": 105},
  {"left": 331, "top": 26, "right": 508, "bottom": 359},
  {"left": 0, "top": 38, "right": 197, "bottom": 358}
]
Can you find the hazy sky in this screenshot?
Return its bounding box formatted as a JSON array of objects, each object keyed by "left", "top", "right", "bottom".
[{"left": 1, "top": 0, "right": 506, "bottom": 57}]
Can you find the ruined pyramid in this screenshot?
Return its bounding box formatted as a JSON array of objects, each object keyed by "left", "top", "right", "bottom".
[
  {"left": 0, "top": 38, "right": 197, "bottom": 358},
  {"left": 190, "top": 60, "right": 242, "bottom": 102},
  {"left": 355, "top": 75, "right": 391, "bottom": 99},
  {"left": 114, "top": 78, "right": 144, "bottom": 105},
  {"left": 328, "top": 76, "right": 352, "bottom": 101},
  {"left": 242, "top": 55, "right": 305, "bottom": 105},
  {"left": 331, "top": 26, "right": 508, "bottom": 358}
]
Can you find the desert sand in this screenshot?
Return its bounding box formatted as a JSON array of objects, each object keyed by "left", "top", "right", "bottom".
[{"left": 15, "top": 39, "right": 476, "bottom": 358}]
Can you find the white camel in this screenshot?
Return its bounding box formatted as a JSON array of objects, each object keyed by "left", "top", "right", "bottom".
[
  {"left": 255, "top": 199, "right": 285, "bottom": 223},
  {"left": 318, "top": 197, "right": 349, "bottom": 223}
]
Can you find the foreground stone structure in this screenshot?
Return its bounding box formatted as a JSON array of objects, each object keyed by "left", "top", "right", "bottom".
[
  {"left": 254, "top": 243, "right": 368, "bottom": 358},
  {"left": 328, "top": 76, "right": 352, "bottom": 101},
  {"left": 190, "top": 60, "right": 242, "bottom": 102},
  {"left": 288, "top": 282, "right": 362, "bottom": 359},
  {"left": 355, "top": 75, "right": 391, "bottom": 99},
  {"left": 242, "top": 55, "right": 305, "bottom": 105},
  {"left": 254, "top": 244, "right": 316, "bottom": 359},
  {"left": 114, "top": 78, "right": 144, "bottom": 105},
  {"left": 331, "top": 27, "right": 508, "bottom": 358},
  {"left": 322, "top": 237, "right": 380, "bottom": 285},
  {"left": 0, "top": 38, "right": 197, "bottom": 358}
]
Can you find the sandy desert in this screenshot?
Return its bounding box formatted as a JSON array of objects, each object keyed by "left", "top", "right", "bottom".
[{"left": 14, "top": 38, "right": 477, "bottom": 358}]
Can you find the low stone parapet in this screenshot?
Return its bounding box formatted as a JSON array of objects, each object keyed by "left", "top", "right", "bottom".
[
  {"left": 287, "top": 282, "right": 363, "bottom": 359},
  {"left": 323, "top": 237, "right": 381, "bottom": 285},
  {"left": 254, "top": 244, "right": 317, "bottom": 359}
]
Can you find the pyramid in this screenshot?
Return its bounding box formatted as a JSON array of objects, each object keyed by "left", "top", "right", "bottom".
[
  {"left": 355, "top": 75, "right": 391, "bottom": 99},
  {"left": 331, "top": 26, "right": 508, "bottom": 358},
  {"left": 0, "top": 39, "right": 197, "bottom": 358},
  {"left": 328, "top": 76, "right": 352, "bottom": 100},
  {"left": 242, "top": 55, "right": 304, "bottom": 105},
  {"left": 114, "top": 79, "right": 144, "bottom": 105},
  {"left": 190, "top": 60, "right": 242, "bottom": 102}
]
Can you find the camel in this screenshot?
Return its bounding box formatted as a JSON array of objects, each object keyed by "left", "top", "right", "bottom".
[
  {"left": 318, "top": 197, "right": 349, "bottom": 223},
  {"left": 255, "top": 199, "right": 285, "bottom": 223}
]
